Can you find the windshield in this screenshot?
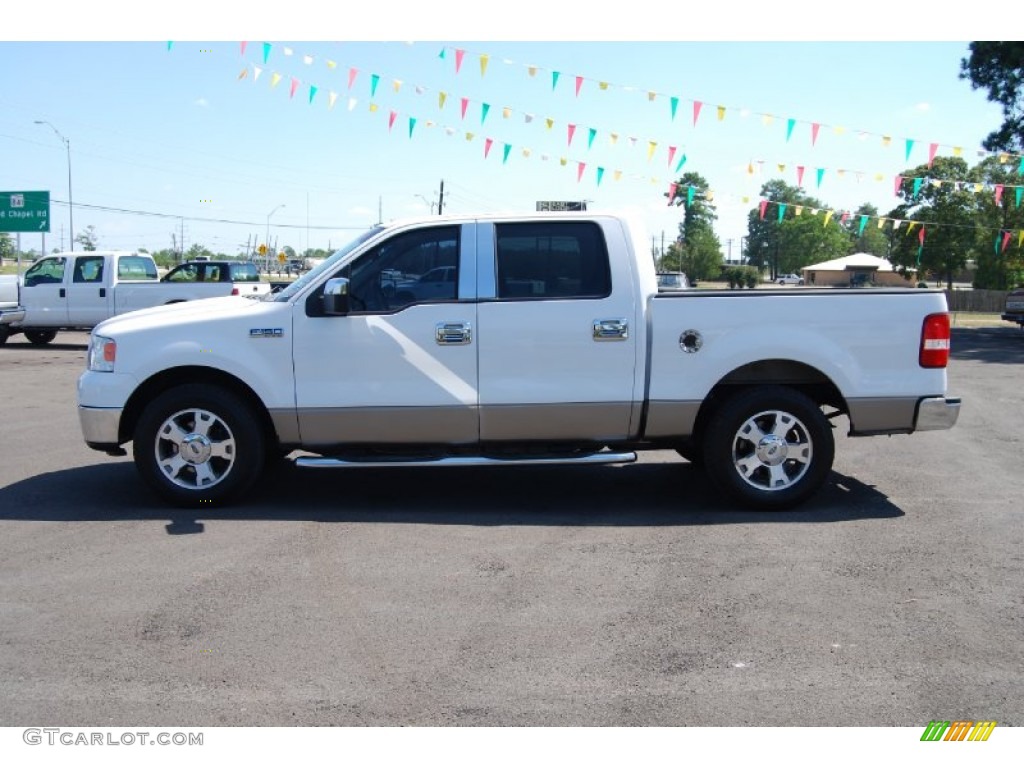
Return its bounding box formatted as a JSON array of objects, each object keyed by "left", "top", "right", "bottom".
[{"left": 269, "top": 226, "right": 384, "bottom": 302}]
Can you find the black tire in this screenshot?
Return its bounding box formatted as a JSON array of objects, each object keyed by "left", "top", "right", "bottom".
[
  {"left": 675, "top": 440, "right": 704, "bottom": 467},
  {"left": 702, "top": 386, "right": 833, "bottom": 510},
  {"left": 0, "top": 327, "right": 9, "bottom": 346},
  {"left": 133, "top": 384, "right": 266, "bottom": 507},
  {"left": 25, "top": 329, "right": 58, "bottom": 345}
]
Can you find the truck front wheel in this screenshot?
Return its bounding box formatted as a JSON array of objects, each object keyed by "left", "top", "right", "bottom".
[
  {"left": 702, "top": 386, "right": 833, "bottom": 510},
  {"left": 133, "top": 384, "right": 265, "bottom": 507}
]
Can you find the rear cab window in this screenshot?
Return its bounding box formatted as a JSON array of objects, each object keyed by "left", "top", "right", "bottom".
[
  {"left": 229, "top": 263, "right": 260, "bottom": 282},
  {"left": 495, "top": 221, "right": 611, "bottom": 300},
  {"left": 117, "top": 255, "right": 158, "bottom": 280}
]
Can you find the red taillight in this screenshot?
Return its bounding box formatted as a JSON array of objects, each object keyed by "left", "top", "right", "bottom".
[
  {"left": 920, "top": 313, "right": 951, "bottom": 368},
  {"left": 231, "top": 287, "right": 239, "bottom": 296}
]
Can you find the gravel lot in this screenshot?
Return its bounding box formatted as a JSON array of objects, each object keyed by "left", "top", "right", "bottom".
[{"left": 0, "top": 327, "right": 1021, "bottom": 726}]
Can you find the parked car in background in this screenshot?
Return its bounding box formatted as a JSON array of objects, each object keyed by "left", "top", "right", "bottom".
[
  {"left": 1003, "top": 287, "right": 1024, "bottom": 328},
  {"left": 656, "top": 272, "right": 690, "bottom": 291},
  {"left": 162, "top": 260, "right": 270, "bottom": 297},
  {"left": 776, "top": 273, "right": 804, "bottom": 286}
]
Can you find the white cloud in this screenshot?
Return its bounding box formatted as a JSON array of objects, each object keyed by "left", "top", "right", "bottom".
[
  {"left": 914, "top": 102, "right": 931, "bottom": 112},
  {"left": 194, "top": 98, "right": 209, "bottom": 108}
]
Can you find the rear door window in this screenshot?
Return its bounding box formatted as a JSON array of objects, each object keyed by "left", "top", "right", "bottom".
[{"left": 495, "top": 221, "right": 611, "bottom": 299}]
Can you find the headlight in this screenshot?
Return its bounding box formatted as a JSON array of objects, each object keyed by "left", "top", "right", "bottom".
[{"left": 88, "top": 335, "right": 117, "bottom": 372}]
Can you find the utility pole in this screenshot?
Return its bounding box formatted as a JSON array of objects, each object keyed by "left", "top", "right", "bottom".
[{"left": 437, "top": 179, "right": 444, "bottom": 215}]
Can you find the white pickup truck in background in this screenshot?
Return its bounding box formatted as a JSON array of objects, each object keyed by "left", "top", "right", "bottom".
[
  {"left": 1, "top": 251, "right": 268, "bottom": 345},
  {"left": 77, "top": 212, "right": 960, "bottom": 510}
]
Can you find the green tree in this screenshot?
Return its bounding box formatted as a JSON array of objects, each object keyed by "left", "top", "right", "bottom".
[
  {"left": 969, "top": 156, "right": 1024, "bottom": 288},
  {"left": 745, "top": 180, "right": 852, "bottom": 278},
  {"left": 887, "top": 157, "right": 977, "bottom": 289},
  {"left": 74, "top": 225, "right": 98, "bottom": 251},
  {"left": 666, "top": 172, "right": 717, "bottom": 240},
  {"left": 0, "top": 232, "right": 14, "bottom": 262},
  {"left": 960, "top": 42, "right": 1024, "bottom": 152},
  {"left": 150, "top": 249, "right": 179, "bottom": 269},
  {"left": 663, "top": 172, "right": 722, "bottom": 280},
  {"left": 185, "top": 243, "right": 214, "bottom": 261},
  {"left": 847, "top": 203, "right": 891, "bottom": 257}
]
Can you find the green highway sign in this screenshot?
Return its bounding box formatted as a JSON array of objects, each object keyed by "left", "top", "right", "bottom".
[{"left": 0, "top": 190, "right": 50, "bottom": 233}]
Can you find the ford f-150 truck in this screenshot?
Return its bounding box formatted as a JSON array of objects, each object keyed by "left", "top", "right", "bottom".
[
  {"left": 0, "top": 251, "right": 268, "bottom": 345},
  {"left": 77, "top": 213, "right": 960, "bottom": 510}
]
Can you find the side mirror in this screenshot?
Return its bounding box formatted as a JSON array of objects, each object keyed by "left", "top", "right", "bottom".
[{"left": 323, "top": 277, "right": 351, "bottom": 315}]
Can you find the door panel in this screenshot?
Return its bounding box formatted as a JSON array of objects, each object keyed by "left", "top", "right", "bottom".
[
  {"left": 20, "top": 257, "right": 69, "bottom": 326},
  {"left": 66, "top": 255, "right": 111, "bottom": 325}
]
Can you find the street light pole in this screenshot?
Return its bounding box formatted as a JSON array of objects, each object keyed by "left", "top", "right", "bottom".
[
  {"left": 266, "top": 204, "right": 285, "bottom": 270},
  {"left": 35, "top": 120, "right": 73, "bottom": 251}
]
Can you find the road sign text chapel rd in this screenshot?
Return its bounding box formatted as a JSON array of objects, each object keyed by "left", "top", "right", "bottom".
[{"left": 0, "top": 191, "right": 50, "bottom": 233}]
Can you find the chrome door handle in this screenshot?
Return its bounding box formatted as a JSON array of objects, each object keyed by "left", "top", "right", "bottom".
[
  {"left": 593, "top": 318, "right": 629, "bottom": 341},
  {"left": 436, "top": 321, "right": 472, "bottom": 345}
]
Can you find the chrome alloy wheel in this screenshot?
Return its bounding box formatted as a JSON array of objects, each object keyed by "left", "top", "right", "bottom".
[
  {"left": 731, "top": 409, "right": 813, "bottom": 492},
  {"left": 154, "top": 407, "right": 237, "bottom": 490}
]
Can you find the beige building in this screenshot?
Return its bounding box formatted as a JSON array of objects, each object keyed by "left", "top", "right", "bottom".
[{"left": 801, "top": 253, "right": 915, "bottom": 288}]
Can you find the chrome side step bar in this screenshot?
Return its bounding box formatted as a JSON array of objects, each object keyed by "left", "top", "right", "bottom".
[{"left": 295, "top": 450, "right": 637, "bottom": 469}]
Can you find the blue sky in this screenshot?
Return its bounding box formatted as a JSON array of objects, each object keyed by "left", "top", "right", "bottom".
[{"left": 0, "top": 4, "right": 1011, "bottom": 259}]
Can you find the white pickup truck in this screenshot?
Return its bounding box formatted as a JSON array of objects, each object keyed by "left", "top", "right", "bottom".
[
  {"left": 0, "top": 251, "right": 268, "bottom": 345},
  {"left": 76, "top": 212, "right": 960, "bottom": 510}
]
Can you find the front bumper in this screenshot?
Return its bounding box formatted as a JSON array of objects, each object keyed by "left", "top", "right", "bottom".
[
  {"left": 0, "top": 307, "right": 26, "bottom": 327},
  {"left": 914, "top": 396, "right": 961, "bottom": 431},
  {"left": 1002, "top": 313, "right": 1024, "bottom": 325},
  {"left": 79, "top": 406, "right": 124, "bottom": 451}
]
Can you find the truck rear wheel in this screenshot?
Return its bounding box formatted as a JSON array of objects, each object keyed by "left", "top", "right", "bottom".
[
  {"left": 25, "top": 329, "right": 58, "bottom": 345},
  {"left": 702, "top": 386, "right": 833, "bottom": 510},
  {"left": 133, "top": 384, "right": 265, "bottom": 507}
]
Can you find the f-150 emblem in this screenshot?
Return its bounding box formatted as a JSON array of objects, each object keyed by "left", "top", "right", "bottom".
[{"left": 249, "top": 328, "right": 283, "bottom": 338}]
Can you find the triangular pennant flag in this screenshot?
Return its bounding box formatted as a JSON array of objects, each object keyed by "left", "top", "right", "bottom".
[
  {"left": 858, "top": 215, "right": 868, "bottom": 236},
  {"left": 913, "top": 178, "right": 923, "bottom": 198},
  {"left": 777, "top": 164, "right": 787, "bottom": 173},
  {"left": 326, "top": 59, "right": 337, "bottom": 69},
  {"left": 240, "top": 41, "right": 247, "bottom": 55},
  {"left": 567, "top": 124, "right": 577, "bottom": 146},
  {"left": 237, "top": 68, "right": 248, "bottom": 80},
  {"left": 348, "top": 68, "right": 358, "bottom": 90},
  {"left": 823, "top": 210, "right": 834, "bottom": 227},
  {"left": 1002, "top": 230, "right": 1012, "bottom": 251},
  {"left": 502, "top": 107, "right": 512, "bottom": 119},
  {"left": 759, "top": 200, "right": 768, "bottom": 220},
  {"left": 308, "top": 85, "right": 317, "bottom": 104},
  {"left": 1018, "top": 156, "right": 1024, "bottom": 174},
  {"left": 328, "top": 91, "right": 338, "bottom": 109},
  {"left": 368, "top": 103, "right": 378, "bottom": 113},
  {"left": 438, "top": 47, "right": 446, "bottom": 59},
  {"left": 481, "top": 103, "right": 490, "bottom": 124},
  {"left": 840, "top": 211, "right": 850, "bottom": 224},
  {"left": 816, "top": 168, "right": 825, "bottom": 188},
  {"left": 667, "top": 146, "right": 677, "bottom": 168},
  {"left": 253, "top": 66, "right": 262, "bottom": 80},
  {"left": 906, "top": 221, "right": 918, "bottom": 234},
  {"left": 614, "top": 170, "right": 622, "bottom": 182},
  {"left": 994, "top": 235, "right": 1002, "bottom": 254},
  {"left": 167, "top": 41, "right": 174, "bottom": 51},
  {"left": 995, "top": 184, "right": 1004, "bottom": 205},
  {"left": 480, "top": 54, "right": 489, "bottom": 76},
  {"left": 670, "top": 96, "right": 679, "bottom": 120},
  {"left": 575, "top": 76, "right": 584, "bottom": 97},
  {"left": 304, "top": 55, "right": 313, "bottom": 66},
  {"left": 882, "top": 136, "right": 892, "bottom": 148},
  {"left": 777, "top": 203, "right": 787, "bottom": 222},
  {"left": 370, "top": 74, "right": 380, "bottom": 97},
  {"left": 894, "top": 176, "right": 903, "bottom": 196},
  {"left": 502, "top": 143, "right": 511, "bottom": 164},
  {"left": 647, "top": 92, "right": 656, "bottom": 102},
  {"left": 262, "top": 42, "right": 271, "bottom": 63},
  {"left": 545, "top": 118, "right": 554, "bottom": 130},
  {"left": 596, "top": 167, "right": 605, "bottom": 186},
  {"left": 392, "top": 80, "right": 402, "bottom": 93},
  {"left": 717, "top": 106, "right": 725, "bottom": 121},
  {"left": 795, "top": 206, "right": 803, "bottom": 216},
  {"left": 408, "top": 117, "right": 417, "bottom": 138},
  {"left": 283, "top": 47, "right": 293, "bottom": 56},
  {"left": 905, "top": 138, "right": 915, "bottom": 161},
  {"left": 877, "top": 217, "right": 885, "bottom": 229},
  {"left": 460, "top": 98, "right": 469, "bottom": 120},
  {"left": 270, "top": 72, "right": 282, "bottom": 88},
  {"left": 687, "top": 187, "right": 695, "bottom": 207},
  {"left": 811, "top": 123, "right": 820, "bottom": 146},
  {"left": 484, "top": 138, "right": 493, "bottom": 158},
  {"left": 1019, "top": 231, "right": 1024, "bottom": 248},
  {"left": 524, "top": 113, "right": 534, "bottom": 123},
  {"left": 527, "top": 65, "right": 537, "bottom": 77},
  {"left": 454, "top": 49, "right": 465, "bottom": 74},
  {"left": 439, "top": 91, "right": 447, "bottom": 109},
  {"left": 667, "top": 183, "right": 678, "bottom": 204},
  {"left": 675, "top": 153, "right": 687, "bottom": 173},
  {"left": 347, "top": 97, "right": 357, "bottom": 111},
  {"left": 786, "top": 118, "right": 795, "bottom": 142},
  {"left": 577, "top": 162, "right": 586, "bottom": 182},
  {"left": 388, "top": 110, "right": 397, "bottom": 132},
  {"left": 1016, "top": 187, "right": 1023, "bottom": 208},
  {"left": 609, "top": 132, "right": 618, "bottom": 145},
  {"left": 465, "top": 132, "right": 474, "bottom": 141},
  {"left": 928, "top": 142, "right": 939, "bottom": 167},
  {"left": 552, "top": 71, "right": 560, "bottom": 90},
  {"left": 796, "top": 166, "right": 805, "bottom": 187},
  {"left": 693, "top": 101, "right": 703, "bottom": 126},
  {"left": 587, "top": 128, "right": 597, "bottom": 149},
  {"left": 647, "top": 141, "right": 657, "bottom": 162}
]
